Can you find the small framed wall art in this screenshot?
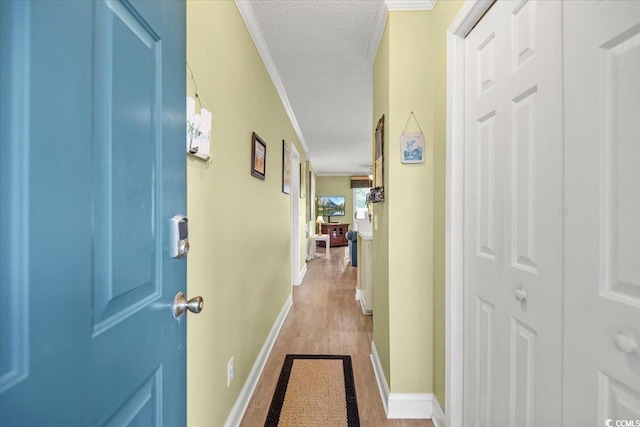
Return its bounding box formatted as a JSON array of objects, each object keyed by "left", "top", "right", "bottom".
[
  {"left": 400, "top": 132, "right": 425, "bottom": 164},
  {"left": 251, "top": 132, "right": 267, "bottom": 180},
  {"left": 282, "top": 140, "right": 291, "bottom": 194},
  {"left": 374, "top": 115, "right": 384, "bottom": 188}
]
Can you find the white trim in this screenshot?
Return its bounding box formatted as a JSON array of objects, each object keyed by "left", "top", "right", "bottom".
[
  {"left": 384, "top": 0, "right": 438, "bottom": 11},
  {"left": 388, "top": 394, "right": 433, "bottom": 419},
  {"left": 432, "top": 396, "right": 446, "bottom": 427},
  {"left": 366, "top": 0, "right": 389, "bottom": 66},
  {"left": 234, "top": 1, "right": 308, "bottom": 153},
  {"left": 297, "top": 264, "right": 307, "bottom": 286},
  {"left": 359, "top": 296, "right": 372, "bottom": 315},
  {"left": 355, "top": 288, "right": 362, "bottom": 301},
  {"left": 371, "top": 342, "right": 439, "bottom": 419},
  {"left": 444, "top": 3, "right": 494, "bottom": 427},
  {"left": 224, "top": 294, "right": 293, "bottom": 427},
  {"left": 370, "top": 341, "right": 390, "bottom": 415}
]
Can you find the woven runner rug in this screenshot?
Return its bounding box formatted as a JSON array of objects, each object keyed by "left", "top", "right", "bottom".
[{"left": 264, "top": 354, "right": 361, "bottom": 427}]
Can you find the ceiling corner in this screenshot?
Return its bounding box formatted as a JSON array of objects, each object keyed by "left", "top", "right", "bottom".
[
  {"left": 384, "top": 0, "right": 438, "bottom": 11},
  {"left": 234, "top": 0, "right": 309, "bottom": 154},
  {"left": 366, "top": 1, "right": 389, "bottom": 66}
]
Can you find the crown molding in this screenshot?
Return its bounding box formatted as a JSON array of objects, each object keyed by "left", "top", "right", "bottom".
[
  {"left": 384, "top": 0, "right": 438, "bottom": 11},
  {"left": 366, "top": 0, "right": 389, "bottom": 66},
  {"left": 234, "top": 1, "right": 309, "bottom": 154},
  {"left": 368, "top": 0, "right": 438, "bottom": 65}
]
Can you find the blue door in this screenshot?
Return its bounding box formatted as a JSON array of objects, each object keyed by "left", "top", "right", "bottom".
[{"left": 0, "top": 1, "right": 187, "bottom": 425}]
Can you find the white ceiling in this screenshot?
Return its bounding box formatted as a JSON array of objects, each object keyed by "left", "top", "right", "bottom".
[
  {"left": 237, "top": 0, "right": 437, "bottom": 175},
  {"left": 236, "top": 0, "right": 385, "bottom": 175}
]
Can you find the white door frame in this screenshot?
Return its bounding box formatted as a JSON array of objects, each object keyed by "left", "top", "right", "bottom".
[
  {"left": 291, "top": 143, "right": 301, "bottom": 286},
  {"left": 445, "top": 2, "right": 495, "bottom": 427}
]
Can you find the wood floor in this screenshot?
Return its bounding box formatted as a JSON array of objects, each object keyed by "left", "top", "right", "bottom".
[{"left": 240, "top": 247, "right": 434, "bottom": 427}]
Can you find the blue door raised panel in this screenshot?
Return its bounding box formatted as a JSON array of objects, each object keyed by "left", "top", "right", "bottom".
[{"left": 0, "top": 1, "right": 186, "bottom": 425}]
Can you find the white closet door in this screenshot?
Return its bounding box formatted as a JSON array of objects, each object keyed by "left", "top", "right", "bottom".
[
  {"left": 500, "top": 1, "right": 564, "bottom": 426},
  {"left": 464, "top": 3, "right": 506, "bottom": 425},
  {"left": 464, "top": 1, "right": 564, "bottom": 425},
  {"left": 563, "top": 1, "right": 640, "bottom": 424}
]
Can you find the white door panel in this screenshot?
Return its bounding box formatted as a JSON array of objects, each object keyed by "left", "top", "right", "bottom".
[
  {"left": 465, "top": 4, "right": 506, "bottom": 426},
  {"left": 563, "top": 1, "right": 640, "bottom": 424},
  {"left": 465, "top": 1, "right": 563, "bottom": 425},
  {"left": 501, "top": 1, "right": 564, "bottom": 425}
]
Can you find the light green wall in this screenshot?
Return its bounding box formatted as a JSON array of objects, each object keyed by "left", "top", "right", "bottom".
[
  {"left": 372, "top": 2, "right": 463, "bottom": 400},
  {"left": 372, "top": 18, "right": 391, "bottom": 386},
  {"left": 433, "top": 0, "right": 465, "bottom": 408},
  {"left": 315, "top": 176, "right": 353, "bottom": 226},
  {"left": 186, "top": 2, "right": 306, "bottom": 425},
  {"left": 387, "top": 11, "right": 435, "bottom": 393}
]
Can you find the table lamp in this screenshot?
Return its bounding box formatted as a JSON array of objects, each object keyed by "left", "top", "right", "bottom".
[{"left": 315, "top": 215, "right": 325, "bottom": 235}]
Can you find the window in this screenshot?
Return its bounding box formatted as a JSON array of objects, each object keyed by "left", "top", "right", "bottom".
[{"left": 354, "top": 187, "right": 371, "bottom": 220}]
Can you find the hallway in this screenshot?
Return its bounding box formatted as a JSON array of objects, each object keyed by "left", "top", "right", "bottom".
[{"left": 240, "top": 247, "right": 433, "bottom": 427}]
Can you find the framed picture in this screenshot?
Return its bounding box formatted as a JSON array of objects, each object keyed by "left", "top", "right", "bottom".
[
  {"left": 282, "top": 140, "right": 291, "bottom": 194},
  {"left": 251, "top": 132, "right": 266, "bottom": 180},
  {"left": 300, "top": 161, "right": 306, "bottom": 199},
  {"left": 374, "top": 115, "right": 384, "bottom": 188},
  {"left": 400, "top": 132, "right": 425, "bottom": 164}
]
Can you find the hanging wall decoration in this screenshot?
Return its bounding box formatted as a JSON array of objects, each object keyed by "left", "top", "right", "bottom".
[
  {"left": 401, "top": 132, "right": 425, "bottom": 164},
  {"left": 187, "top": 97, "right": 212, "bottom": 161},
  {"left": 251, "top": 132, "right": 267, "bottom": 180},
  {"left": 282, "top": 140, "right": 291, "bottom": 194},
  {"left": 371, "top": 115, "right": 385, "bottom": 203},
  {"left": 369, "top": 187, "right": 384, "bottom": 203},
  {"left": 400, "top": 111, "right": 425, "bottom": 164},
  {"left": 186, "top": 63, "right": 212, "bottom": 161},
  {"left": 300, "top": 161, "right": 306, "bottom": 199}
]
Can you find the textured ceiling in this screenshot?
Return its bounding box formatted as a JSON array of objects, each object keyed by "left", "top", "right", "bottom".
[
  {"left": 245, "top": 0, "right": 386, "bottom": 175},
  {"left": 240, "top": 0, "right": 437, "bottom": 174}
]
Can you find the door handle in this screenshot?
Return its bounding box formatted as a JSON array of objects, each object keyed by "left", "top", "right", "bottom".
[
  {"left": 514, "top": 288, "right": 527, "bottom": 302},
  {"left": 614, "top": 333, "right": 638, "bottom": 355},
  {"left": 173, "top": 292, "right": 204, "bottom": 318}
]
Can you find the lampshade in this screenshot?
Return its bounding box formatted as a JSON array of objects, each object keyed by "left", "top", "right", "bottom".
[{"left": 316, "top": 215, "right": 325, "bottom": 224}]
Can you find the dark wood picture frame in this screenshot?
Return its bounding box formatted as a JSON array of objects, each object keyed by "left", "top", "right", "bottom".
[
  {"left": 282, "top": 140, "right": 291, "bottom": 194},
  {"left": 251, "top": 132, "right": 267, "bottom": 180}
]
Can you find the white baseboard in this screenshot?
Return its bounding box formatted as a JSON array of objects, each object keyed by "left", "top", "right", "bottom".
[
  {"left": 296, "top": 264, "right": 307, "bottom": 286},
  {"left": 370, "top": 341, "right": 442, "bottom": 420},
  {"left": 432, "top": 395, "right": 446, "bottom": 427},
  {"left": 388, "top": 393, "right": 434, "bottom": 419},
  {"left": 224, "top": 294, "right": 293, "bottom": 427},
  {"left": 370, "top": 341, "right": 390, "bottom": 415},
  {"left": 356, "top": 289, "right": 372, "bottom": 315},
  {"left": 359, "top": 297, "right": 372, "bottom": 315}
]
